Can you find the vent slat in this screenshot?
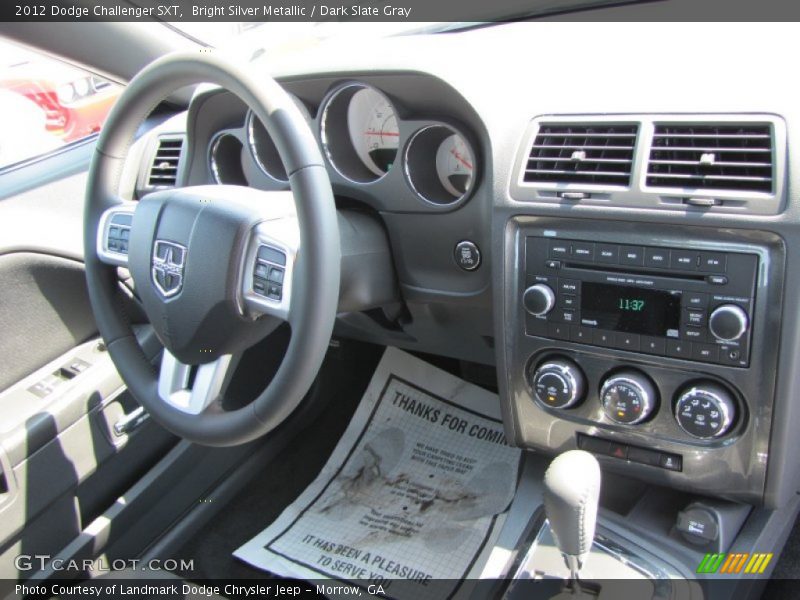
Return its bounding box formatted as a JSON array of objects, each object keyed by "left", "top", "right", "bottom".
[
  {"left": 527, "top": 157, "right": 633, "bottom": 165},
  {"left": 646, "top": 124, "right": 773, "bottom": 193},
  {"left": 524, "top": 124, "right": 638, "bottom": 186},
  {"left": 148, "top": 136, "right": 184, "bottom": 188},
  {"left": 649, "top": 159, "right": 772, "bottom": 168},
  {"left": 525, "top": 169, "right": 631, "bottom": 178}
]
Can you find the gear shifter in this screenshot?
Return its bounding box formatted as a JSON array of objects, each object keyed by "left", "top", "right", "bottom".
[{"left": 543, "top": 450, "right": 601, "bottom": 587}]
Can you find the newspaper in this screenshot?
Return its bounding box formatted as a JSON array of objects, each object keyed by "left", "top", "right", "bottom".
[{"left": 234, "top": 347, "right": 522, "bottom": 600}]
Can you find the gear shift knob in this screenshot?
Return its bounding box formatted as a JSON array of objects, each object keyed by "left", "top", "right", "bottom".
[{"left": 543, "top": 450, "right": 601, "bottom": 581}]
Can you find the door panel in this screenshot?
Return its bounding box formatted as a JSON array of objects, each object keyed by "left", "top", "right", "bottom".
[
  {"left": 0, "top": 137, "right": 178, "bottom": 584},
  {"left": 0, "top": 252, "right": 96, "bottom": 392}
]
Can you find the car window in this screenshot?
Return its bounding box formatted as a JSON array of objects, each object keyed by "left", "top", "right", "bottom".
[{"left": 0, "top": 39, "right": 122, "bottom": 170}]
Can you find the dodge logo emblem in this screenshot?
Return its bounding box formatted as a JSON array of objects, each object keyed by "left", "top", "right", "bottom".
[{"left": 152, "top": 240, "right": 186, "bottom": 298}]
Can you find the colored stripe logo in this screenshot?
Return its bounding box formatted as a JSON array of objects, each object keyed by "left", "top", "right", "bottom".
[{"left": 697, "top": 553, "right": 773, "bottom": 574}]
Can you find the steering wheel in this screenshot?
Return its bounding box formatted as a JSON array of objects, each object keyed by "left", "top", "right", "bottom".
[{"left": 84, "top": 52, "right": 340, "bottom": 446}]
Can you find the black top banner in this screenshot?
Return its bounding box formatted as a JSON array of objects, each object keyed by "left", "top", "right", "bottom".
[{"left": 4, "top": 0, "right": 800, "bottom": 22}]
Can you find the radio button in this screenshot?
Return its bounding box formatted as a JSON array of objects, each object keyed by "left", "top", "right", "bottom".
[
  {"left": 570, "top": 326, "right": 593, "bottom": 343},
  {"left": 693, "top": 343, "right": 720, "bottom": 362},
  {"left": 596, "top": 244, "right": 619, "bottom": 264},
  {"left": 620, "top": 246, "right": 645, "bottom": 266},
  {"left": 555, "top": 309, "right": 578, "bottom": 324},
  {"left": 644, "top": 248, "right": 671, "bottom": 269},
  {"left": 709, "top": 304, "right": 748, "bottom": 342},
  {"left": 683, "top": 309, "right": 706, "bottom": 326},
  {"left": 525, "top": 315, "right": 548, "bottom": 337},
  {"left": 593, "top": 330, "right": 616, "bottom": 347},
  {"left": 572, "top": 242, "right": 595, "bottom": 261},
  {"left": 549, "top": 241, "right": 570, "bottom": 258},
  {"left": 524, "top": 284, "right": 556, "bottom": 316},
  {"left": 547, "top": 322, "right": 571, "bottom": 341},
  {"left": 558, "top": 279, "right": 581, "bottom": 294},
  {"left": 707, "top": 275, "right": 729, "bottom": 285},
  {"left": 545, "top": 259, "right": 561, "bottom": 270},
  {"left": 667, "top": 339, "right": 692, "bottom": 359},
  {"left": 700, "top": 252, "right": 727, "bottom": 273},
  {"left": 641, "top": 336, "right": 666, "bottom": 355},
  {"left": 614, "top": 333, "right": 641, "bottom": 352},
  {"left": 683, "top": 326, "right": 706, "bottom": 341},
  {"left": 683, "top": 292, "right": 708, "bottom": 309},
  {"left": 559, "top": 294, "right": 579, "bottom": 308},
  {"left": 671, "top": 250, "right": 699, "bottom": 270}
]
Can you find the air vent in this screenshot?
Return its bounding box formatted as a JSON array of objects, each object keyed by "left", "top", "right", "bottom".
[
  {"left": 147, "top": 136, "right": 184, "bottom": 188},
  {"left": 524, "top": 124, "right": 638, "bottom": 186},
  {"left": 646, "top": 124, "right": 773, "bottom": 193}
]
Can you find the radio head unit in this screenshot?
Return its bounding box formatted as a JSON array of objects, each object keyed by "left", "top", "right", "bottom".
[{"left": 523, "top": 236, "right": 758, "bottom": 367}]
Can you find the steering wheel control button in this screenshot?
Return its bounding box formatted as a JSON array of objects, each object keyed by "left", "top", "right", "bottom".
[
  {"left": 675, "top": 383, "right": 737, "bottom": 439},
  {"left": 528, "top": 358, "right": 587, "bottom": 409},
  {"left": 258, "top": 245, "right": 286, "bottom": 266},
  {"left": 254, "top": 263, "right": 268, "bottom": 279},
  {"left": 454, "top": 240, "right": 481, "bottom": 271},
  {"left": 601, "top": 370, "right": 658, "bottom": 425},
  {"left": 268, "top": 267, "right": 284, "bottom": 284},
  {"left": 708, "top": 304, "right": 749, "bottom": 342},
  {"left": 253, "top": 245, "right": 288, "bottom": 300},
  {"left": 523, "top": 284, "right": 556, "bottom": 316},
  {"left": 106, "top": 223, "right": 131, "bottom": 255}
]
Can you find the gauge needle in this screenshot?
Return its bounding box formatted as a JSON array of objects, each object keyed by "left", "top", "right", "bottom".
[
  {"left": 450, "top": 148, "right": 473, "bottom": 170},
  {"left": 363, "top": 130, "right": 400, "bottom": 136}
]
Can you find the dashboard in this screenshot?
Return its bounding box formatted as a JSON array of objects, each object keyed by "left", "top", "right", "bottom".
[{"left": 129, "top": 22, "right": 800, "bottom": 510}]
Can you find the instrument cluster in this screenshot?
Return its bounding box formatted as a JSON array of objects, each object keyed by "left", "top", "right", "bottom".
[{"left": 206, "top": 81, "right": 479, "bottom": 209}]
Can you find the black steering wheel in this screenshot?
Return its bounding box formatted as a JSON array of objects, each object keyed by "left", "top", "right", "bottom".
[{"left": 84, "top": 52, "right": 340, "bottom": 446}]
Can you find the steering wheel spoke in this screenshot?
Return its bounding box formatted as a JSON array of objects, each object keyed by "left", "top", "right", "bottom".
[
  {"left": 158, "top": 350, "right": 235, "bottom": 415},
  {"left": 241, "top": 216, "right": 300, "bottom": 322},
  {"left": 96, "top": 202, "right": 136, "bottom": 267}
]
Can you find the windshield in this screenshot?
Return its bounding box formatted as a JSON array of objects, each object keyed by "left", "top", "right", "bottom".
[{"left": 170, "top": 22, "right": 443, "bottom": 51}]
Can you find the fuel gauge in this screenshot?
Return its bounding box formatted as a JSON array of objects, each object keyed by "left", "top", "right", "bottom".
[
  {"left": 436, "top": 133, "right": 475, "bottom": 197},
  {"left": 405, "top": 125, "right": 478, "bottom": 206}
]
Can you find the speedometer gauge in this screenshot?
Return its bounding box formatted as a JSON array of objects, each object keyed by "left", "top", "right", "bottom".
[
  {"left": 435, "top": 133, "right": 475, "bottom": 197},
  {"left": 346, "top": 87, "right": 398, "bottom": 176}
]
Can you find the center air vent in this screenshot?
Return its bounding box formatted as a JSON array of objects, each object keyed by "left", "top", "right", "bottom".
[
  {"left": 646, "top": 124, "right": 773, "bottom": 193},
  {"left": 524, "top": 124, "right": 638, "bottom": 186},
  {"left": 147, "top": 135, "right": 184, "bottom": 188}
]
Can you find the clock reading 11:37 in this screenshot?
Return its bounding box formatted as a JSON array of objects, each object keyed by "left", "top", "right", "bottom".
[{"left": 619, "top": 298, "right": 646, "bottom": 312}]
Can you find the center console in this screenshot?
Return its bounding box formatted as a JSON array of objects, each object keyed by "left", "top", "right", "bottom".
[{"left": 500, "top": 216, "right": 784, "bottom": 504}]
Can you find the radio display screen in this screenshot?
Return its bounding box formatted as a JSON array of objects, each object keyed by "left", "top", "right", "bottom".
[{"left": 580, "top": 282, "right": 681, "bottom": 336}]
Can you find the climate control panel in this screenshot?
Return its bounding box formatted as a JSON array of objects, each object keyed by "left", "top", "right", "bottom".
[
  {"left": 600, "top": 370, "right": 658, "bottom": 425},
  {"left": 526, "top": 356, "right": 740, "bottom": 444}
]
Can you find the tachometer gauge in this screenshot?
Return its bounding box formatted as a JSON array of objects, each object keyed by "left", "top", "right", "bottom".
[
  {"left": 346, "top": 87, "right": 399, "bottom": 176},
  {"left": 248, "top": 93, "right": 311, "bottom": 182},
  {"left": 435, "top": 133, "right": 475, "bottom": 197}
]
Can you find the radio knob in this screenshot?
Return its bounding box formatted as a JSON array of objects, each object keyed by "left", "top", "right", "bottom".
[
  {"left": 601, "top": 370, "right": 657, "bottom": 425},
  {"left": 675, "top": 383, "right": 736, "bottom": 439},
  {"left": 523, "top": 284, "right": 556, "bottom": 316},
  {"left": 708, "top": 304, "right": 749, "bottom": 342},
  {"left": 528, "top": 358, "right": 586, "bottom": 409}
]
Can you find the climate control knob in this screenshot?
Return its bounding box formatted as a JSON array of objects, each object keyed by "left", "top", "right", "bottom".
[
  {"left": 708, "top": 304, "right": 749, "bottom": 342},
  {"left": 675, "top": 383, "right": 736, "bottom": 439},
  {"left": 601, "top": 370, "right": 657, "bottom": 425},
  {"left": 523, "top": 284, "right": 556, "bottom": 317},
  {"left": 529, "top": 358, "right": 587, "bottom": 409}
]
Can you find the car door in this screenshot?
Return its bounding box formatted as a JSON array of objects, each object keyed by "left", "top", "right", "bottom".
[{"left": 0, "top": 39, "right": 178, "bottom": 589}]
